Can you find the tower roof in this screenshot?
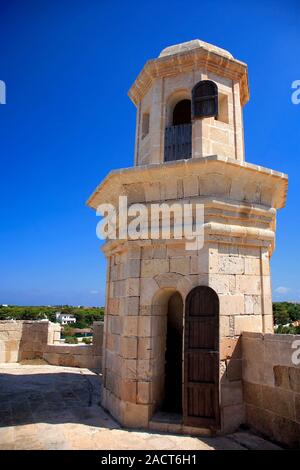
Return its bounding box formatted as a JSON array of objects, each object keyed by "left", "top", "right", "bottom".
[
  {"left": 128, "top": 39, "right": 249, "bottom": 107},
  {"left": 158, "top": 39, "right": 233, "bottom": 59}
]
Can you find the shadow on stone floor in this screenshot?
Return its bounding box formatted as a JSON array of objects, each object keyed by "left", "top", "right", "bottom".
[
  {"left": 0, "top": 366, "right": 120, "bottom": 430},
  {"left": 0, "top": 365, "right": 282, "bottom": 450}
]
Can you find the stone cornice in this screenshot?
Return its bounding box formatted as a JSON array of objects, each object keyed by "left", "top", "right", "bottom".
[
  {"left": 128, "top": 47, "right": 250, "bottom": 107},
  {"left": 86, "top": 155, "right": 288, "bottom": 211},
  {"left": 101, "top": 224, "right": 275, "bottom": 257}
]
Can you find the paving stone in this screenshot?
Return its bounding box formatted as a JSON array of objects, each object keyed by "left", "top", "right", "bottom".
[{"left": 0, "top": 364, "right": 282, "bottom": 450}]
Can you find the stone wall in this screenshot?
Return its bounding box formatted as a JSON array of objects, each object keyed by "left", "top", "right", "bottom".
[
  {"left": 102, "top": 237, "right": 274, "bottom": 430},
  {"left": 0, "top": 320, "right": 103, "bottom": 371},
  {"left": 243, "top": 332, "right": 300, "bottom": 448}
]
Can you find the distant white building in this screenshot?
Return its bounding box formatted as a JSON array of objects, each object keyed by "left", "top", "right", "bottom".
[{"left": 55, "top": 312, "right": 76, "bottom": 325}]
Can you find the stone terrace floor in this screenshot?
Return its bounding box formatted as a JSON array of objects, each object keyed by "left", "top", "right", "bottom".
[{"left": 0, "top": 363, "right": 281, "bottom": 450}]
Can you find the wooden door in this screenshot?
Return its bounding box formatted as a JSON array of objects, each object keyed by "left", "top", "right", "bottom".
[
  {"left": 183, "top": 286, "right": 220, "bottom": 428},
  {"left": 164, "top": 123, "right": 192, "bottom": 162}
]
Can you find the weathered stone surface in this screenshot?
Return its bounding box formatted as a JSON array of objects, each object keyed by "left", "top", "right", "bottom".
[
  {"left": 218, "top": 256, "right": 244, "bottom": 274},
  {"left": 243, "top": 333, "right": 300, "bottom": 447},
  {"left": 221, "top": 381, "right": 243, "bottom": 406},
  {"left": 0, "top": 320, "right": 103, "bottom": 371},
  {"left": 220, "top": 337, "right": 242, "bottom": 360},
  {"left": 85, "top": 38, "right": 288, "bottom": 436},
  {"left": 226, "top": 359, "right": 243, "bottom": 381},
  {"left": 141, "top": 259, "right": 169, "bottom": 277},
  {"left": 219, "top": 294, "right": 244, "bottom": 316},
  {"left": 221, "top": 404, "right": 245, "bottom": 433},
  {"left": 120, "top": 337, "right": 138, "bottom": 359},
  {"left": 235, "top": 315, "right": 262, "bottom": 335}
]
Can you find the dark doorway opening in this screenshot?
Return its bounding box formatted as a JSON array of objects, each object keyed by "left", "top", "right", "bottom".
[
  {"left": 162, "top": 292, "right": 183, "bottom": 414},
  {"left": 165, "top": 99, "right": 192, "bottom": 162},
  {"left": 172, "top": 99, "right": 191, "bottom": 125}
]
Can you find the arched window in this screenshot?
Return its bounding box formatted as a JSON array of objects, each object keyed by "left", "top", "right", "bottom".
[{"left": 192, "top": 80, "right": 218, "bottom": 119}]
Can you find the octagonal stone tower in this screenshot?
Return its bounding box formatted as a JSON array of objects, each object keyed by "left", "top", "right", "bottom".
[{"left": 87, "top": 40, "right": 288, "bottom": 433}]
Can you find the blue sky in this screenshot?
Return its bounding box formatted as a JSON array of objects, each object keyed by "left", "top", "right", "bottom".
[{"left": 0, "top": 0, "right": 299, "bottom": 306}]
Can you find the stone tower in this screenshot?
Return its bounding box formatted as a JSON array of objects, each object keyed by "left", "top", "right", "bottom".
[{"left": 87, "top": 40, "right": 288, "bottom": 433}]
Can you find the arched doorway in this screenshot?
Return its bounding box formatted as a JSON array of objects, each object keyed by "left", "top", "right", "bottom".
[
  {"left": 172, "top": 99, "right": 191, "bottom": 125},
  {"left": 164, "top": 98, "right": 192, "bottom": 162},
  {"left": 162, "top": 291, "right": 183, "bottom": 414},
  {"left": 183, "top": 286, "right": 220, "bottom": 428}
]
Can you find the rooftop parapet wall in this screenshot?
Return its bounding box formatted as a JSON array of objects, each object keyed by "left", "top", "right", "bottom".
[
  {"left": 0, "top": 320, "right": 104, "bottom": 371},
  {"left": 242, "top": 332, "right": 300, "bottom": 448}
]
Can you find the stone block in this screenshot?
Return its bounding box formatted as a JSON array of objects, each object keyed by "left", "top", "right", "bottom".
[
  {"left": 210, "top": 126, "right": 229, "bottom": 145},
  {"left": 124, "top": 259, "right": 140, "bottom": 278},
  {"left": 42, "top": 352, "right": 60, "bottom": 365},
  {"left": 219, "top": 294, "right": 244, "bottom": 316},
  {"left": 170, "top": 257, "right": 190, "bottom": 275},
  {"left": 121, "top": 402, "right": 150, "bottom": 428},
  {"left": 245, "top": 404, "right": 274, "bottom": 438},
  {"left": 122, "top": 317, "right": 138, "bottom": 337},
  {"left": 125, "top": 297, "right": 140, "bottom": 316},
  {"left": 144, "top": 181, "right": 160, "bottom": 202},
  {"left": 167, "top": 243, "right": 187, "bottom": 258},
  {"left": 222, "top": 403, "right": 245, "bottom": 433},
  {"left": 268, "top": 413, "right": 300, "bottom": 448},
  {"left": 119, "top": 380, "right": 137, "bottom": 403},
  {"left": 138, "top": 317, "right": 151, "bottom": 337},
  {"left": 137, "top": 359, "right": 152, "bottom": 381},
  {"left": 235, "top": 315, "right": 262, "bottom": 335},
  {"left": 152, "top": 245, "right": 166, "bottom": 259},
  {"left": 244, "top": 257, "right": 261, "bottom": 275},
  {"left": 140, "top": 305, "right": 151, "bottom": 316},
  {"left": 262, "top": 385, "right": 294, "bottom": 419},
  {"left": 183, "top": 175, "right": 198, "bottom": 197},
  {"left": 140, "top": 278, "right": 159, "bottom": 306},
  {"left": 6, "top": 350, "right": 19, "bottom": 362},
  {"left": 243, "top": 381, "right": 263, "bottom": 407},
  {"left": 220, "top": 337, "right": 242, "bottom": 360},
  {"left": 273, "top": 365, "right": 290, "bottom": 390},
  {"left": 243, "top": 356, "right": 264, "bottom": 385},
  {"left": 209, "top": 274, "right": 236, "bottom": 294},
  {"left": 58, "top": 354, "right": 75, "bottom": 367},
  {"left": 218, "top": 255, "right": 244, "bottom": 274},
  {"left": 263, "top": 315, "right": 274, "bottom": 333},
  {"left": 137, "top": 382, "right": 151, "bottom": 404},
  {"left": 141, "top": 246, "right": 153, "bottom": 259},
  {"left": 236, "top": 275, "right": 261, "bottom": 295},
  {"left": 162, "top": 179, "right": 178, "bottom": 200},
  {"left": 110, "top": 316, "right": 122, "bottom": 335},
  {"left": 125, "top": 278, "right": 140, "bottom": 297},
  {"left": 220, "top": 316, "right": 231, "bottom": 337},
  {"left": 138, "top": 338, "right": 152, "bottom": 360},
  {"left": 226, "top": 359, "right": 243, "bottom": 381},
  {"left": 244, "top": 295, "right": 261, "bottom": 315},
  {"left": 221, "top": 381, "right": 243, "bottom": 406},
  {"left": 120, "top": 358, "right": 137, "bottom": 380},
  {"left": 261, "top": 249, "right": 270, "bottom": 276},
  {"left": 141, "top": 259, "right": 169, "bottom": 277},
  {"left": 120, "top": 337, "right": 138, "bottom": 359}
]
